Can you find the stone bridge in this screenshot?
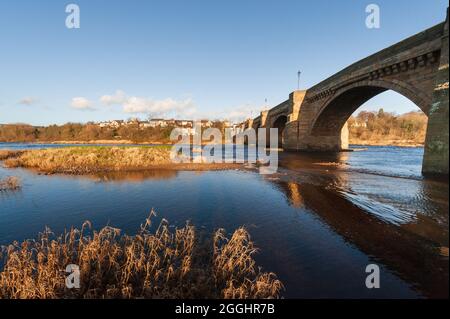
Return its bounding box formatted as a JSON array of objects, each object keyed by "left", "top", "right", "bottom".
[{"left": 245, "top": 10, "right": 449, "bottom": 175}]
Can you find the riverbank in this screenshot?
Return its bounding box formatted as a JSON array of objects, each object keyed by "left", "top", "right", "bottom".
[
  {"left": 349, "top": 140, "right": 424, "bottom": 148},
  {"left": 1, "top": 147, "right": 240, "bottom": 174},
  {"left": 39, "top": 139, "right": 170, "bottom": 145},
  {"left": 1, "top": 140, "right": 426, "bottom": 149}
]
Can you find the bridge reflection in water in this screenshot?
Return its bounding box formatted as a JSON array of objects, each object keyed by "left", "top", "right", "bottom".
[{"left": 267, "top": 150, "right": 449, "bottom": 298}]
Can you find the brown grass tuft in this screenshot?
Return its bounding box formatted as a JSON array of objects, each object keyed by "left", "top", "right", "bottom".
[
  {"left": 0, "top": 176, "right": 21, "bottom": 191},
  {"left": 0, "top": 150, "right": 23, "bottom": 161},
  {"left": 0, "top": 211, "right": 283, "bottom": 299}
]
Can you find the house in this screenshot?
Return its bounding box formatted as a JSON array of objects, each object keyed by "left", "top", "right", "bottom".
[
  {"left": 349, "top": 120, "right": 367, "bottom": 128},
  {"left": 137, "top": 121, "right": 149, "bottom": 128},
  {"left": 201, "top": 120, "right": 213, "bottom": 128},
  {"left": 148, "top": 119, "right": 168, "bottom": 128},
  {"left": 126, "top": 118, "right": 140, "bottom": 125},
  {"left": 165, "top": 119, "right": 176, "bottom": 126},
  {"left": 175, "top": 120, "right": 193, "bottom": 128},
  {"left": 109, "top": 120, "right": 124, "bottom": 128},
  {"left": 97, "top": 120, "right": 125, "bottom": 128},
  {"left": 95, "top": 117, "right": 219, "bottom": 130}
]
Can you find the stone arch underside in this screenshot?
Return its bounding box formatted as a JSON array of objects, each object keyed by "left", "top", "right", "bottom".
[
  {"left": 272, "top": 115, "right": 288, "bottom": 147},
  {"left": 311, "top": 79, "right": 431, "bottom": 137}
]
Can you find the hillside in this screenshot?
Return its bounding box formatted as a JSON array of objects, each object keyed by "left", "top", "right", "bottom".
[{"left": 347, "top": 109, "right": 427, "bottom": 147}]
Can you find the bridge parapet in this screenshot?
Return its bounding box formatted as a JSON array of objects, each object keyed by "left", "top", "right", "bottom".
[{"left": 306, "top": 22, "right": 445, "bottom": 103}]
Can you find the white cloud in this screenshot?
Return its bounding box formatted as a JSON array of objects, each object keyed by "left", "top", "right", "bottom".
[
  {"left": 100, "top": 90, "right": 197, "bottom": 118},
  {"left": 100, "top": 90, "right": 127, "bottom": 105},
  {"left": 71, "top": 97, "right": 94, "bottom": 110},
  {"left": 18, "top": 97, "right": 38, "bottom": 105},
  {"left": 226, "top": 105, "right": 257, "bottom": 122},
  {"left": 204, "top": 104, "right": 257, "bottom": 123}
]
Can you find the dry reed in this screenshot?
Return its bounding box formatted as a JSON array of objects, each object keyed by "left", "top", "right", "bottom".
[
  {"left": 0, "top": 176, "right": 21, "bottom": 191},
  {"left": 0, "top": 211, "right": 283, "bottom": 299},
  {"left": 213, "top": 228, "right": 283, "bottom": 299}
]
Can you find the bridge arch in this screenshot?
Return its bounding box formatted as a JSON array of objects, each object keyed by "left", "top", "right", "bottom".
[
  {"left": 309, "top": 79, "right": 430, "bottom": 150},
  {"left": 272, "top": 115, "right": 288, "bottom": 147}
]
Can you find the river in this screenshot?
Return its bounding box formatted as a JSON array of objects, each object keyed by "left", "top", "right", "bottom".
[{"left": 0, "top": 143, "right": 448, "bottom": 298}]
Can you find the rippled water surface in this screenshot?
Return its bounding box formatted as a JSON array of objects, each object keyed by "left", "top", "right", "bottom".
[{"left": 0, "top": 143, "right": 448, "bottom": 298}]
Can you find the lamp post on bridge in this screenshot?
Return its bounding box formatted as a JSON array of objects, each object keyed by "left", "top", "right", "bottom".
[{"left": 297, "top": 70, "right": 301, "bottom": 90}]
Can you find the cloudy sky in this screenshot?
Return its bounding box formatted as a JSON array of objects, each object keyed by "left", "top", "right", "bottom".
[{"left": 0, "top": 0, "right": 447, "bottom": 125}]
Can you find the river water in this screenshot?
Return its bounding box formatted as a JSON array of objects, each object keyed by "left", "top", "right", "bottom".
[{"left": 0, "top": 143, "right": 448, "bottom": 298}]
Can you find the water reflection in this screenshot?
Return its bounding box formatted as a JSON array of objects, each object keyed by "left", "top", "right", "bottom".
[
  {"left": 269, "top": 176, "right": 448, "bottom": 298},
  {"left": 286, "top": 182, "right": 304, "bottom": 208},
  {"left": 0, "top": 145, "right": 448, "bottom": 298},
  {"left": 89, "top": 170, "right": 179, "bottom": 183},
  {"left": 269, "top": 149, "right": 449, "bottom": 298}
]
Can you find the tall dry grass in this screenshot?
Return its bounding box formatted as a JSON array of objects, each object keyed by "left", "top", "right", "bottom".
[
  {"left": 3, "top": 147, "right": 173, "bottom": 174},
  {"left": 213, "top": 228, "right": 283, "bottom": 299},
  {"left": 0, "top": 211, "right": 283, "bottom": 299}
]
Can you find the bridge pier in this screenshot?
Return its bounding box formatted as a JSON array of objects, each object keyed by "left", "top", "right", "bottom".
[
  {"left": 284, "top": 120, "right": 350, "bottom": 151},
  {"left": 423, "top": 9, "right": 449, "bottom": 176}
]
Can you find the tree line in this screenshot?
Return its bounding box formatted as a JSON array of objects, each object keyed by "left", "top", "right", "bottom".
[
  {"left": 0, "top": 121, "right": 228, "bottom": 143},
  {"left": 348, "top": 109, "right": 428, "bottom": 145}
]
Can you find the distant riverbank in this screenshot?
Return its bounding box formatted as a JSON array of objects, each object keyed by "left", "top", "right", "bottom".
[
  {"left": 348, "top": 110, "right": 427, "bottom": 148},
  {"left": 38, "top": 139, "right": 170, "bottom": 145},
  {"left": 42, "top": 140, "right": 426, "bottom": 148},
  {"left": 350, "top": 140, "right": 424, "bottom": 148},
  {"left": 0, "top": 147, "right": 240, "bottom": 175},
  {"left": 1, "top": 139, "right": 426, "bottom": 148}
]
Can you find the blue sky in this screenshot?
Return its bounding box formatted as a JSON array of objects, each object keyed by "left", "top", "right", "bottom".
[{"left": 0, "top": 0, "right": 447, "bottom": 125}]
